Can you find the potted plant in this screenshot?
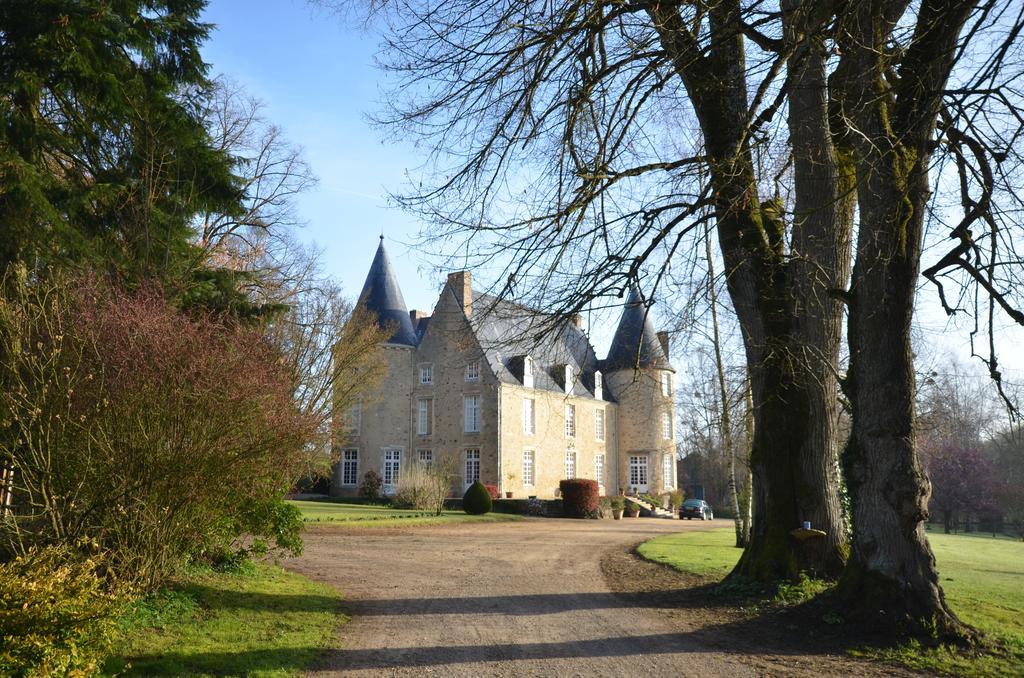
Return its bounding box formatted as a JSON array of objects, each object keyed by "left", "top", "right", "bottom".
[
  {"left": 505, "top": 472, "right": 516, "bottom": 498},
  {"left": 610, "top": 496, "right": 625, "bottom": 520},
  {"left": 625, "top": 500, "right": 641, "bottom": 518}
]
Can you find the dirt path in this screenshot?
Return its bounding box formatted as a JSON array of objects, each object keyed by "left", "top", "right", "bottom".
[{"left": 288, "top": 518, "right": 909, "bottom": 677}]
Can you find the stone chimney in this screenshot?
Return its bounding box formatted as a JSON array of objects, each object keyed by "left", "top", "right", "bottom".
[
  {"left": 657, "top": 331, "right": 670, "bottom": 357},
  {"left": 448, "top": 271, "right": 472, "bottom": 317},
  {"left": 409, "top": 310, "right": 429, "bottom": 332}
]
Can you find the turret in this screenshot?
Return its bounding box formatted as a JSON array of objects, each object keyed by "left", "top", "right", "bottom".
[
  {"left": 358, "top": 236, "right": 418, "bottom": 346},
  {"left": 604, "top": 287, "right": 677, "bottom": 494}
]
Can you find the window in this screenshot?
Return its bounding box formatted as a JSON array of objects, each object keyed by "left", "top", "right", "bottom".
[
  {"left": 523, "top": 356, "right": 534, "bottom": 388},
  {"left": 522, "top": 449, "right": 535, "bottom": 486},
  {"left": 418, "top": 449, "right": 433, "bottom": 466},
  {"left": 464, "top": 395, "right": 481, "bottom": 432},
  {"left": 342, "top": 402, "right": 361, "bottom": 436},
  {"left": 663, "top": 454, "right": 674, "bottom": 490},
  {"left": 417, "top": 398, "right": 433, "bottom": 436},
  {"left": 564, "top": 404, "right": 576, "bottom": 438},
  {"left": 595, "top": 453, "right": 605, "bottom": 488},
  {"left": 383, "top": 448, "right": 402, "bottom": 490},
  {"left": 595, "top": 409, "right": 605, "bottom": 442},
  {"left": 465, "top": 448, "right": 481, "bottom": 486},
  {"left": 465, "top": 360, "right": 480, "bottom": 382},
  {"left": 564, "top": 449, "right": 576, "bottom": 479},
  {"left": 564, "top": 364, "right": 574, "bottom": 394},
  {"left": 661, "top": 371, "right": 672, "bottom": 397},
  {"left": 341, "top": 449, "right": 358, "bottom": 485},
  {"left": 523, "top": 398, "right": 535, "bottom": 435},
  {"left": 629, "top": 455, "right": 649, "bottom": 488},
  {"left": 420, "top": 364, "right": 433, "bottom": 385},
  {"left": 594, "top": 371, "right": 603, "bottom": 400},
  {"left": 662, "top": 411, "right": 673, "bottom": 440}
]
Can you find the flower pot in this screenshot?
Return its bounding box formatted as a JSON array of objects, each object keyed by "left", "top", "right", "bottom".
[
  {"left": 505, "top": 492, "right": 513, "bottom": 499},
  {"left": 627, "top": 510, "right": 640, "bottom": 518},
  {"left": 612, "top": 509, "right": 623, "bottom": 520}
]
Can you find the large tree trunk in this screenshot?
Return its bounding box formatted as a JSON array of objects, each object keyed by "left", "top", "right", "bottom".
[
  {"left": 650, "top": 0, "right": 847, "bottom": 580},
  {"left": 834, "top": 0, "right": 976, "bottom": 638}
]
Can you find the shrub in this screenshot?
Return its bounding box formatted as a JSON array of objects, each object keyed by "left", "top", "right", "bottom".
[
  {"left": 359, "top": 470, "right": 384, "bottom": 500},
  {"left": 463, "top": 481, "right": 493, "bottom": 515},
  {"left": 483, "top": 483, "right": 500, "bottom": 500},
  {"left": 0, "top": 545, "right": 120, "bottom": 677},
  {"left": 394, "top": 458, "right": 457, "bottom": 515},
  {"left": 667, "top": 489, "right": 685, "bottom": 509},
  {"left": 559, "top": 479, "right": 600, "bottom": 518},
  {"left": 609, "top": 496, "right": 625, "bottom": 511},
  {"left": 0, "top": 273, "right": 317, "bottom": 589}
]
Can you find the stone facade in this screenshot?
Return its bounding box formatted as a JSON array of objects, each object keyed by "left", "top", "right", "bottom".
[{"left": 331, "top": 239, "right": 676, "bottom": 499}]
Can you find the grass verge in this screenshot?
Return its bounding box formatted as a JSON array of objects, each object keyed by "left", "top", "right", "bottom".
[
  {"left": 103, "top": 562, "right": 344, "bottom": 677},
  {"left": 289, "top": 499, "right": 523, "bottom": 527},
  {"left": 637, "top": 527, "right": 1024, "bottom": 677}
]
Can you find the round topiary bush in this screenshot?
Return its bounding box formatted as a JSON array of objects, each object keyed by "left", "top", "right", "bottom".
[{"left": 463, "top": 481, "right": 493, "bottom": 515}]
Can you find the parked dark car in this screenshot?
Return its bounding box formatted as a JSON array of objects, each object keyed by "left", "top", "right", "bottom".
[{"left": 679, "top": 499, "right": 714, "bottom": 520}]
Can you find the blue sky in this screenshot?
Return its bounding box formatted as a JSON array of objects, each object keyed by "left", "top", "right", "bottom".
[
  {"left": 199, "top": 0, "right": 1023, "bottom": 378},
  {"left": 200, "top": 0, "right": 443, "bottom": 314}
]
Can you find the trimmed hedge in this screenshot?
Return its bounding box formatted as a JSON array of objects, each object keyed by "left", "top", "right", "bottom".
[
  {"left": 463, "top": 481, "right": 493, "bottom": 515},
  {"left": 559, "top": 479, "right": 600, "bottom": 518}
]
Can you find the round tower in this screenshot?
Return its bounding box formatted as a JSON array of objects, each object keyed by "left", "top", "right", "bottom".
[{"left": 603, "top": 287, "right": 676, "bottom": 496}]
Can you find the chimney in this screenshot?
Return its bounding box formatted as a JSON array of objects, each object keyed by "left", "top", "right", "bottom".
[
  {"left": 657, "top": 331, "right": 670, "bottom": 356},
  {"left": 448, "top": 271, "right": 472, "bottom": 317},
  {"left": 409, "top": 310, "right": 429, "bottom": 332}
]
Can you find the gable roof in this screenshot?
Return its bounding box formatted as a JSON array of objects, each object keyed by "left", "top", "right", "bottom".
[
  {"left": 469, "top": 292, "right": 609, "bottom": 400},
  {"left": 603, "top": 287, "right": 673, "bottom": 372},
  {"left": 358, "top": 237, "right": 418, "bottom": 346}
]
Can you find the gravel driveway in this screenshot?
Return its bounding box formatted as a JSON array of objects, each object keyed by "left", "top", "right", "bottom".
[
  {"left": 288, "top": 517, "right": 913, "bottom": 677},
  {"left": 287, "top": 517, "right": 762, "bottom": 677}
]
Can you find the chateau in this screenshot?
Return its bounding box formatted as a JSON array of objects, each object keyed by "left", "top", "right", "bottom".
[{"left": 331, "top": 238, "right": 677, "bottom": 499}]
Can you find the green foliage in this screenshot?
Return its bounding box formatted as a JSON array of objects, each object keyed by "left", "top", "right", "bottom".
[
  {"left": 609, "top": 496, "right": 625, "bottom": 511},
  {"left": 359, "top": 470, "right": 384, "bottom": 500},
  {"left": 0, "top": 545, "right": 120, "bottom": 677},
  {"left": 666, "top": 489, "right": 685, "bottom": 509},
  {"left": 288, "top": 500, "right": 521, "bottom": 527},
  {"left": 463, "top": 481, "right": 493, "bottom": 515}
]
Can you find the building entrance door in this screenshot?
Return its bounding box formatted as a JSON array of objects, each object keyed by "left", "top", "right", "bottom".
[{"left": 629, "top": 454, "right": 649, "bottom": 493}]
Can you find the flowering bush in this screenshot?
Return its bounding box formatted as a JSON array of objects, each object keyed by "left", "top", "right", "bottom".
[
  {"left": 559, "top": 479, "right": 600, "bottom": 518},
  {"left": 483, "top": 483, "right": 500, "bottom": 500}
]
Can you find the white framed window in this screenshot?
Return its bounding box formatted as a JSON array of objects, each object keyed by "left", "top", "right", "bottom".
[
  {"left": 595, "top": 453, "right": 605, "bottom": 488},
  {"left": 595, "top": 409, "right": 605, "bottom": 442},
  {"left": 564, "top": 404, "right": 576, "bottom": 438},
  {"left": 523, "top": 398, "right": 536, "bottom": 435},
  {"left": 629, "top": 455, "right": 649, "bottom": 488},
  {"left": 341, "top": 449, "right": 359, "bottom": 485},
  {"left": 661, "top": 371, "right": 672, "bottom": 397},
  {"left": 523, "top": 356, "right": 534, "bottom": 388},
  {"left": 564, "top": 364, "right": 574, "bottom": 394},
  {"left": 465, "top": 448, "right": 481, "bottom": 486},
  {"left": 383, "top": 448, "right": 402, "bottom": 491},
  {"left": 564, "top": 449, "right": 576, "bottom": 479},
  {"left": 464, "top": 395, "right": 481, "bottom": 433},
  {"left": 465, "top": 360, "right": 480, "bottom": 382},
  {"left": 594, "top": 371, "right": 603, "bottom": 400},
  {"left": 417, "top": 398, "right": 433, "bottom": 436},
  {"left": 418, "top": 449, "right": 433, "bottom": 466},
  {"left": 420, "top": 364, "right": 434, "bottom": 385},
  {"left": 662, "top": 411, "right": 673, "bottom": 440},
  {"left": 663, "top": 454, "right": 674, "bottom": 490},
  {"left": 522, "top": 449, "right": 535, "bottom": 486},
  {"left": 342, "top": 402, "right": 361, "bottom": 436}
]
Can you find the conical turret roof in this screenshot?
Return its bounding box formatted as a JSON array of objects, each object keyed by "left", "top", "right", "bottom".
[
  {"left": 603, "top": 286, "right": 672, "bottom": 371},
  {"left": 358, "top": 237, "right": 418, "bottom": 346}
]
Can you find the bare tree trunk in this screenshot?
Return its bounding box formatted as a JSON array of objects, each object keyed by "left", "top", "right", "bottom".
[
  {"left": 651, "top": 0, "right": 847, "bottom": 580},
  {"left": 834, "top": 0, "right": 976, "bottom": 638},
  {"left": 705, "top": 224, "right": 744, "bottom": 547},
  {"left": 743, "top": 376, "right": 754, "bottom": 543}
]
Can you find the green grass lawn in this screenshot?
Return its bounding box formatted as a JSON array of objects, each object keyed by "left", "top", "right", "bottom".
[
  {"left": 289, "top": 499, "right": 523, "bottom": 527},
  {"left": 103, "top": 563, "right": 344, "bottom": 677},
  {"left": 637, "top": 527, "right": 1024, "bottom": 677}
]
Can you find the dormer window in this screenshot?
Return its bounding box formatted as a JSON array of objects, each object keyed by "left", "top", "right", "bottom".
[
  {"left": 564, "top": 364, "right": 573, "bottom": 394},
  {"left": 523, "top": 356, "right": 534, "bottom": 388},
  {"left": 594, "top": 371, "right": 603, "bottom": 400},
  {"left": 465, "top": 360, "right": 480, "bottom": 382}
]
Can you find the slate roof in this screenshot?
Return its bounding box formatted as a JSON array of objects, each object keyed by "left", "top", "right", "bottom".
[
  {"left": 470, "top": 292, "right": 609, "bottom": 400},
  {"left": 358, "top": 237, "right": 418, "bottom": 346},
  {"left": 602, "top": 287, "right": 673, "bottom": 372}
]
